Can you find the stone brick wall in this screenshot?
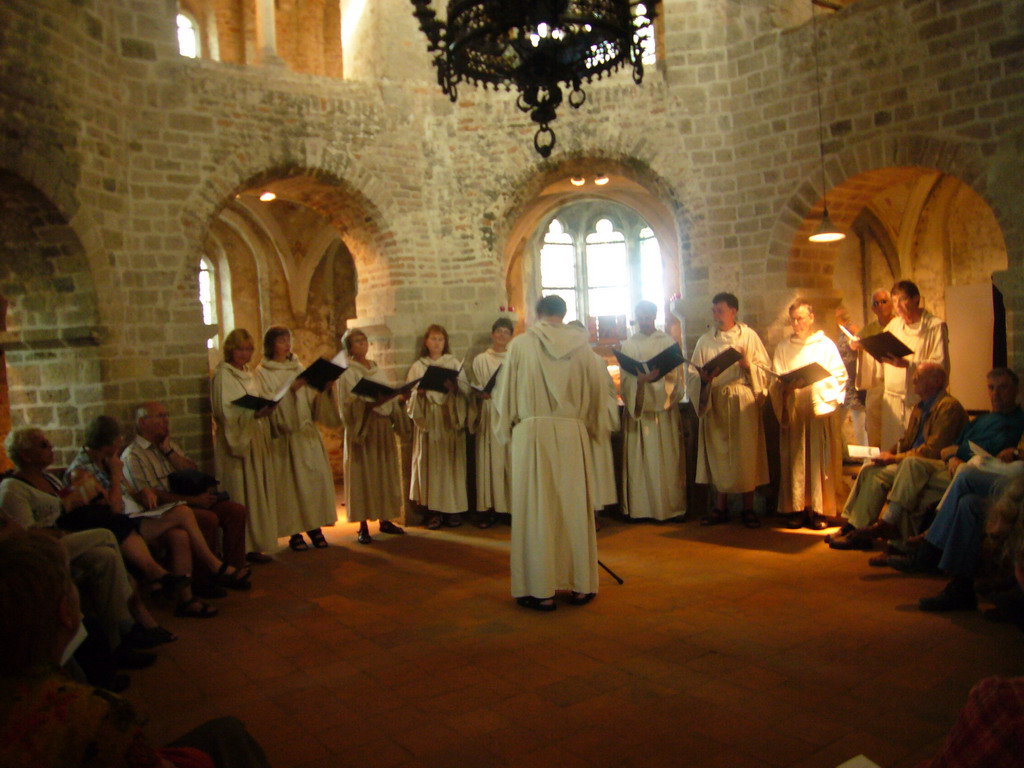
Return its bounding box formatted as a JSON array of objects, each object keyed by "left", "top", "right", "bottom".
[{"left": 0, "top": 0, "right": 1020, "bottom": 474}]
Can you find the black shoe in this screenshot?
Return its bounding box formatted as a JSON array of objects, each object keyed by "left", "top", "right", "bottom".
[
  {"left": 824, "top": 524, "right": 855, "bottom": 544},
  {"left": 357, "top": 529, "right": 372, "bottom": 545},
  {"left": 805, "top": 513, "right": 829, "bottom": 531},
  {"left": 124, "top": 624, "right": 177, "bottom": 649},
  {"left": 192, "top": 582, "right": 228, "bottom": 600},
  {"left": 378, "top": 520, "right": 405, "bottom": 535},
  {"left": 920, "top": 579, "right": 977, "bottom": 612},
  {"left": 516, "top": 596, "right": 556, "bottom": 612},
  {"left": 443, "top": 514, "right": 463, "bottom": 528},
  {"left": 829, "top": 533, "right": 873, "bottom": 551},
  {"left": 113, "top": 646, "right": 157, "bottom": 670},
  {"left": 786, "top": 514, "right": 805, "bottom": 529}
]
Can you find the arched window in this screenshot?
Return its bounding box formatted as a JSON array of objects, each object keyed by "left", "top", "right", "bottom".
[
  {"left": 635, "top": 3, "right": 657, "bottom": 68},
  {"left": 536, "top": 203, "right": 666, "bottom": 336},
  {"left": 198, "top": 257, "right": 217, "bottom": 348},
  {"left": 177, "top": 12, "right": 200, "bottom": 59}
]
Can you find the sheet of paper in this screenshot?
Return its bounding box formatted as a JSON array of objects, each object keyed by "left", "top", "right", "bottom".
[
  {"left": 968, "top": 441, "right": 992, "bottom": 459},
  {"left": 848, "top": 445, "right": 880, "bottom": 459}
]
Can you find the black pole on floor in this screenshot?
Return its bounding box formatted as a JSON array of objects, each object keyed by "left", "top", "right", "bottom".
[{"left": 598, "top": 559, "right": 624, "bottom": 585}]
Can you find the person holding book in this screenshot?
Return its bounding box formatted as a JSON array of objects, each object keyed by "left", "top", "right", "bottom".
[
  {"left": 210, "top": 329, "right": 279, "bottom": 560},
  {"left": 879, "top": 280, "right": 949, "bottom": 449},
  {"left": 852, "top": 289, "right": 894, "bottom": 446},
  {"left": 685, "top": 292, "right": 770, "bottom": 528},
  {"left": 618, "top": 300, "right": 686, "bottom": 521},
  {"left": 470, "top": 317, "right": 514, "bottom": 528},
  {"left": 828, "top": 362, "right": 967, "bottom": 549},
  {"left": 337, "top": 328, "right": 409, "bottom": 544},
  {"left": 256, "top": 326, "right": 341, "bottom": 551},
  {"left": 770, "top": 299, "right": 848, "bottom": 530},
  {"left": 492, "top": 294, "right": 605, "bottom": 610},
  {"left": 407, "top": 324, "right": 469, "bottom": 529}
]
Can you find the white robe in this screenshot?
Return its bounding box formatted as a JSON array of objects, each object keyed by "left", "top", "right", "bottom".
[
  {"left": 590, "top": 351, "right": 620, "bottom": 511},
  {"left": 770, "top": 331, "right": 848, "bottom": 516},
  {"left": 471, "top": 349, "right": 510, "bottom": 514},
  {"left": 406, "top": 354, "right": 468, "bottom": 514},
  {"left": 684, "top": 323, "right": 770, "bottom": 495},
  {"left": 493, "top": 321, "right": 604, "bottom": 598},
  {"left": 856, "top": 317, "right": 891, "bottom": 448},
  {"left": 619, "top": 330, "right": 686, "bottom": 520},
  {"left": 338, "top": 360, "right": 406, "bottom": 523},
  {"left": 255, "top": 358, "right": 340, "bottom": 535},
  {"left": 211, "top": 361, "right": 277, "bottom": 551},
  {"left": 881, "top": 310, "right": 949, "bottom": 448}
]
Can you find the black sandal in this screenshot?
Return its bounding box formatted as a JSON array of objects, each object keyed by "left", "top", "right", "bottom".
[
  {"left": 570, "top": 592, "right": 596, "bottom": 606},
  {"left": 741, "top": 510, "right": 761, "bottom": 529},
  {"left": 156, "top": 572, "right": 191, "bottom": 596},
  {"left": 700, "top": 509, "right": 730, "bottom": 526},
  {"left": 175, "top": 598, "right": 219, "bottom": 619},
  {"left": 516, "top": 596, "right": 556, "bottom": 612},
  {"left": 307, "top": 528, "right": 329, "bottom": 548},
  {"left": 216, "top": 562, "right": 252, "bottom": 590},
  {"left": 289, "top": 534, "right": 309, "bottom": 552},
  {"left": 425, "top": 515, "right": 443, "bottom": 530}
]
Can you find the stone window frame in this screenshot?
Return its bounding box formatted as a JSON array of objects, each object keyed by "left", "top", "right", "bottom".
[{"left": 537, "top": 200, "right": 666, "bottom": 337}]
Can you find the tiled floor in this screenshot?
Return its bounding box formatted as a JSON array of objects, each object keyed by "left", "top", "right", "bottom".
[{"left": 127, "top": 509, "right": 1023, "bottom": 768}]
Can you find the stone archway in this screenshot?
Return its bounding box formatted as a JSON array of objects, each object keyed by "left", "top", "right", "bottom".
[{"left": 0, "top": 170, "right": 103, "bottom": 469}]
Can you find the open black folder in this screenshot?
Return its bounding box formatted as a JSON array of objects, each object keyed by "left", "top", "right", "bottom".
[
  {"left": 351, "top": 377, "right": 421, "bottom": 401},
  {"left": 299, "top": 357, "right": 347, "bottom": 391},
  {"left": 418, "top": 364, "right": 463, "bottom": 393},
  {"left": 471, "top": 365, "right": 502, "bottom": 394},
  {"left": 231, "top": 393, "right": 283, "bottom": 411},
  {"left": 613, "top": 344, "right": 685, "bottom": 383},
  {"left": 700, "top": 347, "right": 743, "bottom": 376},
  {"left": 762, "top": 362, "right": 832, "bottom": 389},
  {"left": 855, "top": 331, "right": 913, "bottom": 362}
]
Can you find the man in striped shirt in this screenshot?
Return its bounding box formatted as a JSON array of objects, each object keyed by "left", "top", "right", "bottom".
[{"left": 122, "top": 402, "right": 252, "bottom": 595}]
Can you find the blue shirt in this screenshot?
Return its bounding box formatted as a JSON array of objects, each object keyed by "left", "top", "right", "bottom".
[{"left": 954, "top": 407, "right": 1024, "bottom": 461}]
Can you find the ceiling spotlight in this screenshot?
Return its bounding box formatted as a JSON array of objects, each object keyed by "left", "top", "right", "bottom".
[
  {"left": 570, "top": 176, "right": 586, "bottom": 186},
  {"left": 259, "top": 191, "right": 276, "bottom": 202},
  {"left": 594, "top": 174, "right": 609, "bottom": 186}
]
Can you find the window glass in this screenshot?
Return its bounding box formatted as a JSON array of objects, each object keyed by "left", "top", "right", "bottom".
[
  {"left": 635, "top": 3, "right": 657, "bottom": 67},
  {"left": 198, "top": 258, "right": 217, "bottom": 348},
  {"left": 585, "top": 219, "right": 629, "bottom": 317},
  {"left": 177, "top": 13, "right": 199, "bottom": 59}
]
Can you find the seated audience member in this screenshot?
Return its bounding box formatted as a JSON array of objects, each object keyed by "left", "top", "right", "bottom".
[
  {"left": 829, "top": 363, "right": 967, "bottom": 549},
  {"left": 0, "top": 531, "right": 272, "bottom": 768},
  {"left": 122, "top": 401, "right": 253, "bottom": 591},
  {"left": 67, "top": 415, "right": 243, "bottom": 618},
  {"left": 835, "top": 367, "right": 1024, "bottom": 549},
  {"left": 904, "top": 461, "right": 1024, "bottom": 613},
  {"left": 0, "top": 426, "right": 195, "bottom": 615}
]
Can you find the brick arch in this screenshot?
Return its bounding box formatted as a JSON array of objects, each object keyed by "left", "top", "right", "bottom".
[
  {"left": 496, "top": 154, "right": 692, "bottom": 323},
  {"left": 181, "top": 160, "right": 399, "bottom": 321},
  {"left": 768, "top": 135, "right": 1015, "bottom": 290}
]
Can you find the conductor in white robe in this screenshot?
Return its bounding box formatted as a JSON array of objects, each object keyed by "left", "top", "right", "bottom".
[
  {"left": 493, "top": 295, "right": 605, "bottom": 611},
  {"left": 685, "top": 292, "right": 770, "bottom": 528},
  {"left": 619, "top": 301, "right": 686, "bottom": 521}
]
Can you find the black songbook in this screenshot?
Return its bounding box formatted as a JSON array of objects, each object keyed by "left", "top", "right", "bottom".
[
  {"left": 775, "top": 362, "right": 832, "bottom": 389},
  {"left": 701, "top": 347, "right": 743, "bottom": 376},
  {"left": 613, "top": 344, "right": 685, "bottom": 383},
  {"left": 856, "top": 331, "right": 913, "bottom": 362},
  {"left": 471, "top": 366, "right": 502, "bottom": 394},
  {"left": 352, "top": 377, "right": 421, "bottom": 401},
  {"left": 418, "top": 364, "right": 463, "bottom": 393},
  {"left": 231, "top": 394, "right": 280, "bottom": 411},
  {"left": 299, "top": 357, "right": 347, "bottom": 391}
]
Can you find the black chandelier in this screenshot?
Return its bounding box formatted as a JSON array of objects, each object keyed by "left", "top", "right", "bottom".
[{"left": 410, "top": 1, "right": 660, "bottom": 157}]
